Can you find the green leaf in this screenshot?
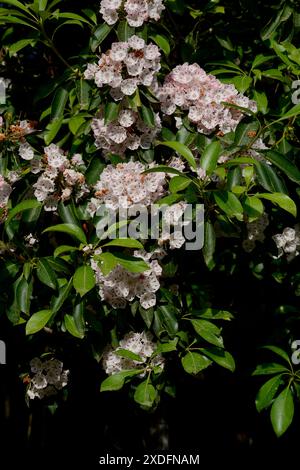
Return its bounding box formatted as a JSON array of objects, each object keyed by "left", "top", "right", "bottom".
[
  {"left": 253, "top": 90, "right": 268, "bottom": 114},
  {"left": 44, "top": 117, "right": 63, "bottom": 145},
  {"left": 102, "top": 238, "right": 144, "bottom": 249},
  {"left": 73, "top": 265, "right": 95, "bottom": 297},
  {"left": 43, "top": 223, "right": 87, "bottom": 244},
  {"left": 134, "top": 380, "right": 157, "bottom": 408},
  {"left": 97, "top": 252, "right": 118, "bottom": 275},
  {"left": 115, "top": 349, "right": 143, "bottom": 362},
  {"left": 157, "top": 305, "right": 178, "bottom": 336},
  {"left": 252, "top": 363, "right": 289, "bottom": 376},
  {"left": 112, "top": 253, "right": 149, "bottom": 273},
  {"left": 262, "top": 345, "right": 291, "bottom": 364},
  {"left": 57, "top": 12, "right": 92, "bottom": 25},
  {"left": 271, "top": 387, "right": 294, "bottom": 437},
  {"left": 157, "top": 141, "right": 197, "bottom": 170},
  {"left": 90, "top": 23, "right": 113, "bottom": 52},
  {"left": 256, "top": 375, "right": 283, "bottom": 412},
  {"left": 26, "top": 309, "right": 52, "bottom": 335},
  {"left": 16, "top": 276, "right": 32, "bottom": 315},
  {"left": 85, "top": 157, "right": 105, "bottom": 185},
  {"left": 141, "top": 104, "right": 155, "bottom": 128},
  {"left": 200, "top": 141, "right": 222, "bottom": 175},
  {"left": 54, "top": 245, "right": 79, "bottom": 258},
  {"left": 194, "top": 308, "right": 234, "bottom": 321},
  {"left": 5, "top": 199, "right": 41, "bottom": 226},
  {"left": 9, "top": 38, "right": 36, "bottom": 56},
  {"left": 243, "top": 196, "right": 264, "bottom": 220},
  {"left": 169, "top": 175, "right": 191, "bottom": 193},
  {"left": 231, "top": 75, "right": 252, "bottom": 93},
  {"left": 181, "top": 352, "right": 212, "bottom": 375},
  {"left": 149, "top": 34, "right": 170, "bottom": 55},
  {"left": 260, "top": 150, "right": 300, "bottom": 184},
  {"left": 201, "top": 347, "right": 235, "bottom": 372},
  {"left": 256, "top": 193, "right": 297, "bottom": 217},
  {"left": 191, "top": 319, "right": 223, "bottom": 348},
  {"left": 64, "top": 314, "right": 84, "bottom": 339},
  {"left": 234, "top": 122, "right": 259, "bottom": 147},
  {"left": 104, "top": 102, "right": 120, "bottom": 124},
  {"left": 213, "top": 191, "right": 243, "bottom": 220},
  {"left": 143, "top": 165, "right": 185, "bottom": 177},
  {"left": 203, "top": 221, "right": 216, "bottom": 270},
  {"left": 117, "top": 20, "right": 135, "bottom": 41},
  {"left": 255, "top": 161, "right": 287, "bottom": 194},
  {"left": 51, "top": 86, "right": 69, "bottom": 120},
  {"left": 100, "top": 369, "right": 142, "bottom": 392},
  {"left": 36, "top": 258, "right": 58, "bottom": 290},
  {"left": 51, "top": 278, "right": 73, "bottom": 314},
  {"left": 68, "top": 115, "right": 86, "bottom": 135}
]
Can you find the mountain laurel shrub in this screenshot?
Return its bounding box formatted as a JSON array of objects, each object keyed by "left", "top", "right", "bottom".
[{"left": 1, "top": 0, "right": 300, "bottom": 439}]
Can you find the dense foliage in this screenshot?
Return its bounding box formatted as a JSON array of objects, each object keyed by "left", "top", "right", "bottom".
[{"left": 1, "top": 0, "right": 300, "bottom": 451}]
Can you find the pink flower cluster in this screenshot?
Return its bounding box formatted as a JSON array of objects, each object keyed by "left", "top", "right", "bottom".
[
  {"left": 158, "top": 63, "right": 257, "bottom": 134},
  {"left": 84, "top": 36, "right": 160, "bottom": 99},
  {"left": 91, "top": 107, "right": 161, "bottom": 157},
  {"left": 87, "top": 160, "right": 166, "bottom": 215},
  {"left": 32, "top": 144, "right": 89, "bottom": 211},
  {"left": 100, "top": 0, "right": 165, "bottom": 27},
  {"left": 91, "top": 249, "right": 162, "bottom": 309}
]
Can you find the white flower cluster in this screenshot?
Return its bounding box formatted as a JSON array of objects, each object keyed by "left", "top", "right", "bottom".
[
  {"left": 87, "top": 160, "right": 166, "bottom": 215},
  {"left": 242, "top": 214, "right": 269, "bottom": 252},
  {"left": 273, "top": 225, "right": 300, "bottom": 262},
  {"left": 100, "top": 0, "right": 165, "bottom": 27},
  {"left": 0, "top": 174, "right": 12, "bottom": 209},
  {"left": 32, "top": 144, "right": 88, "bottom": 212},
  {"left": 102, "top": 331, "right": 165, "bottom": 376},
  {"left": 158, "top": 202, "right": 187, "bottom": 249},
  {"left": 84, "top": 36, "right": 160, "bottom": 99},
  {"left": 158, "top": 63, "right": 257, "bottom": 134},
  {"left": 26, "top": 357, "right": 69, "bottom": 400},
  {"left": 91, "top": 108, "right": 161, "bottom": 157},
  {"left": 91, "top": 250, "right": 162, "bottom": 309}
]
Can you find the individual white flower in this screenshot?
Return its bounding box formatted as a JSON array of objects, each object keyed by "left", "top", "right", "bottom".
[
  {"left": 26, "top": 357, "right": 69, "bottom": 400},
  {"left": 273, "top": 225, "right": 300, "bottom": 261},
  {"left": 18, "top": 142, "right": 34, "bottom": 160},
  {"left": 243, "top": 214, "right": 269, "bottom": 252}
]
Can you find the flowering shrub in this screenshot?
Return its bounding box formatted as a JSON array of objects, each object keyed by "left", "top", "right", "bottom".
[{"left": 1, "top": 0, "right": 300, "bottom": 453}]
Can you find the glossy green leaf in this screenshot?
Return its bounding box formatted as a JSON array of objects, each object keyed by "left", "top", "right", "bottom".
[
  {"left": 271, "top": 387, "right": 294, "bottom": 437},
  {"left": 191, "top": 319, "right": 223, "bottom": 348},
  {"left": 256, "top": 193, "right": 297, "bottom": 217},
  {"left": 157, "top": 141, "right": 197, "bottom": 170},
  {"left": 64, "top": 314, "right": 85, "bottom": 339},
  {"left": 134, "top": 381, "right": 157, "bottom": 408},
  {"left": 102, "top": 238, "right": 144, "bottom": 249},
  {"left": 100, "top": 369, "right": 142, "bottom": 392},
  {"left": 26, "top": 309, "right": 52, "bottom": 335},
  {"left": 73, "top": 265, "right": 95, "bottom": 297},
  {"left": 200, "top": 141, "right": 222, "bottom": 174},
  {"left": 36, "top": 258, "right": 58, "bottom": 290},
  {"left": 181, "top": 352, "right": 212, "bottom": 374},
  {"left": 256, "top": 375, "right": 283, "bottom": 412},
  {"left": 43, "top": 223, "right": 87, "bottom": 244}
]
